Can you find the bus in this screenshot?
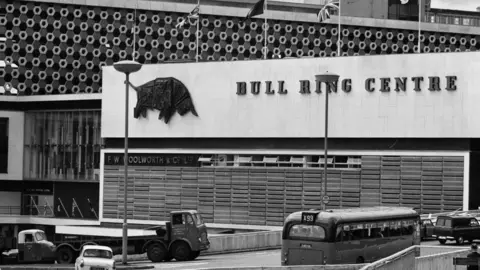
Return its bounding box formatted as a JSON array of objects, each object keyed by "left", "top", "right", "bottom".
[{"left": 281, "top": 206, "right": 420, "bottom": 265}]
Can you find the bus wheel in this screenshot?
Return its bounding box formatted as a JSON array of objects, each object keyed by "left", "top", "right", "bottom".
[
  {"left": 147, "top": 243, "right": 167, "bottom": 263},
  {"left": 438, "top": 239, "right": 446, "bottom": 245},
  {"left": 189, "top": 250, "right": 200, "bottom": 260},
  {"left": 171, "top": 242, "right": 191, "bottom": 261},
  {"left": 356, "top": 257, "right": 365, "bottom": 264},
  {"left": 456, "top": 236, "right": 465, "bottom": 245},
  {"left": 56, "top": 247, "right": 74, "bottom": 264}
]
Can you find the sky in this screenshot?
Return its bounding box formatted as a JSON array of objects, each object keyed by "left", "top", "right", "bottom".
[{"left": 427, "top": 0, "right": 480, "bottom": 12}]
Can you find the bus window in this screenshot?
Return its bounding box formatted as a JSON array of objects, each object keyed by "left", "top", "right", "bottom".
[{"left": 288, "top": 224, "right": 326, "bottom": 240}]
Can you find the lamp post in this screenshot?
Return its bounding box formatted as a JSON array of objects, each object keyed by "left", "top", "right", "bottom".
[
  {"left": 113, "top": 60, "right": 142, "bottom": 265},
  {"left": 315, "top": 73, "right": 339, "bottom": 211}
]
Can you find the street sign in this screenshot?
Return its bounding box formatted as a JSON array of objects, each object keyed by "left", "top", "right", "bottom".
[{"left": 322, "top": 195, "right": 330, "bottom": 205}]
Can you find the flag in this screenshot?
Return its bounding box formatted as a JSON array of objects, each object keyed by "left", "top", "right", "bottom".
[
  {"left": 318, "top": 1, "right": 339, "bottom": 23},
  {"left": 245, "top": 0, "right": 265, "bottom": 19},
  {"left": 176, "top": 4, "right": 200, "bottom": 29}
]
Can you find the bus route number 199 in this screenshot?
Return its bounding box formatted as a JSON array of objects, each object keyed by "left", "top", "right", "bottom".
[{"left": 301, "top": 213, "right": 317, "bottom": 224}]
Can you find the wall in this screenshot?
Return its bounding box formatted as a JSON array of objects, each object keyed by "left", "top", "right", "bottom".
[
  {"left": 101, "top": 150, "right": 465, "bottom": 224},
  {"left": 102, "top": 52, "right": 476, "bottom": 139},
  {"left": 415, "top": 249, "right": 469, "bottom": 270},
  {"left": 0, "top": 111, "right": 24, "bottom": 180},
  {"left": 359, "top": 246, "right": 416, "bottom": 270},
  {"left": 54, "top": 182, "right": 99, "bottom": 220}
]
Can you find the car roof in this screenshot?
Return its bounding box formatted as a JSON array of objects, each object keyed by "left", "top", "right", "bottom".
[{"left": 83, "top": 245, "right": 113, "bottom": 252}]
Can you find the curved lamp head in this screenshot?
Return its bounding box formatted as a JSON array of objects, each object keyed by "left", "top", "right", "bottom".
[
  {"left": 113, "top": 60, "right": 142, "bottom": 74},
  {"left": 315, "top": 73, "right": 340, "bottom": 83}
]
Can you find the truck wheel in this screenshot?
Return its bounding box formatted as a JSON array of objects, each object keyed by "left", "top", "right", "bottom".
[
  {"left": 171, "top": 242, "right": 190, "bottom": 261},
  {"left": 56, "top": 247, "right": 74, "bottom": 264},
  {"left": 189, "top": 250, "right": 200, "bottom": 260},
  {"left": 164, "top": 255, "right": 173, "bottom": 262},
  {"left": 438, "top": 239, "right": 446, "bottom": 245},
  {"left": 147, "top": 243, "right": 167, "bottom": 263},
  {"left": 456, "top": 236, "right": 465, "bottom": 245}
]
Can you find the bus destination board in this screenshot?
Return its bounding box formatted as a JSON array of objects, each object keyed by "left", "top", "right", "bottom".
[{"left": 301, "top": 212, "right": 318, "bottom": 225}]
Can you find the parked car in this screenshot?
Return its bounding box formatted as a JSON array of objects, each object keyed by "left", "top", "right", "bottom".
[
  {"left": 75, "top": 245, "right": 115, "bottom": 270},
  {"left": 433, "top": 215, "right": 480, "bottom": 245},
  {"left": 420, "top": 218, "right": 435, "bottom": 240}
]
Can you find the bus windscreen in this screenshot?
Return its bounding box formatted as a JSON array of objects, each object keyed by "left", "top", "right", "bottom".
[{"left": 288, "top": 224, "right": 326, "bottom": 240}]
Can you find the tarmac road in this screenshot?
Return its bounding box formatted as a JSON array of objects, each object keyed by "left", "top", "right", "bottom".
[{"left": 1, "top": 240, "right": 472, "bottom": 270}]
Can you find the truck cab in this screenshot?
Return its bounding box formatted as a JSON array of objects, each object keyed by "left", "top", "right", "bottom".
[
  {"left": 434, "top": 215, "right": 480, "bottom": 245},
  {"left": 1, "top": 229, "right": 56, "bottom": 264},
  {"left": 146, "top": 210, "right": 210, "bottom": 262}
]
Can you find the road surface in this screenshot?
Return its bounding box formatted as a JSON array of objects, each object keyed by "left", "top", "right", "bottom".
[{"left": 1, "top": 240, "right": 471, "bottom": 269}]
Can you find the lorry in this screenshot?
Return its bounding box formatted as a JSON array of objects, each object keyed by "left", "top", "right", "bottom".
[
  {"left": 0, "top": 229, "right": 57, "bottom": 265},
  {"left": 1, "top": 210, "right": 210, "bottom": 264}
]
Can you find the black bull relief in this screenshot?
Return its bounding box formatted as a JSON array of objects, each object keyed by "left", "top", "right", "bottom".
[{"left": 126, "top": 77, "right": 199, "bottom": 124}]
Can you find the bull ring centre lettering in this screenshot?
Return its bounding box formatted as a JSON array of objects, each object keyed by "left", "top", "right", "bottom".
[{"left": 235, "top": 75, "right": 458, "bottom": 95}]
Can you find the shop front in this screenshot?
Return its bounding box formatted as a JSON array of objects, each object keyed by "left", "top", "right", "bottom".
[{"left": 100, "top": 52, "right": 476, "bottom": 226}]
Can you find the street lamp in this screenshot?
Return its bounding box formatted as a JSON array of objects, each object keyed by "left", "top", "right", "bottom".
[
  {"left": 315, "top": 73, "right": 339, "bottom": 211},
  {"left": 113, "top": 60, "right": 142, "bottom": 265}
]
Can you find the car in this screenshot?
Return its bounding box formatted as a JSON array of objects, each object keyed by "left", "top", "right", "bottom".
[
  {"left": 75, "top": 245, "right": 115, "bottom": 270},
  {"left": 420, "top": 218, "right": 435, "bottom": 240},
  {"left": 433, "top": 215, "right": 480, "bottom": 245}
]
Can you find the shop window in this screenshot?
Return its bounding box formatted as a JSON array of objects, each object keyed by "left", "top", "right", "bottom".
[
  {"left": 23, "top": 110, "right": 104, "bottom": 181},
  {"left": 0, "top": 118, "right": 8, "bottom": 173}
]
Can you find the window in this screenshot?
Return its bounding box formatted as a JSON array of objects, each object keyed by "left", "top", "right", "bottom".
[
  {"left": 25, "top": 234, "right": 33, "bottom": 243},
  {"left": 288, "top": 224, "right": 326, "bottom": 240},
  {"left": 388, "top": 0, "right": 419, "bottom": 21},
  {"left": 23, "top": 110, "right": 103, "bottom": 181},
  {"left": 470, "top": 219, "right": 479, "bottom": 227},
  {"left": 172, "top": 213, "right": 184, "bottom": 225},
  {"left": 0, "top": 118, "right": 8, "bottom": 173},
  {"left": 83, "top": 249, "right": 113, "bottom": 259},
  {"left": 35, "top": 231, "right": 47, "bottom": 241}
]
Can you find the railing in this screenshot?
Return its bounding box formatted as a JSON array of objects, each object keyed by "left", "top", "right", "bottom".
[
  {"left": 425, "top": 12, "right": 480, "bottom": 27},
  {"left": 0, "top": 206, "right": 21, "bottom": 215}
]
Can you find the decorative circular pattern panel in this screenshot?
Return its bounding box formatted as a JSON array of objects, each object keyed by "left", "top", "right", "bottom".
[{"left": 1, "top": 0, "right": 479, "bottom": 95}]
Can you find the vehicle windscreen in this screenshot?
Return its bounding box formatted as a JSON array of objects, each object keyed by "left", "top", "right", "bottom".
[
  {"left": 288, "top": 224, "right": 326, "bottom": 240},
  {"left": 35, "top": 231, "right": 47, "bottom": 241},
  {"left": 83, "top": 249, "right": 113, "bottom": 259},
  {"left": 193, "top": 213, "right": 204, "bottom": 225}
]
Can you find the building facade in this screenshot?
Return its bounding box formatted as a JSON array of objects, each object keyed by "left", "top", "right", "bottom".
[
  {"left": 1, "top": 0, "right": 480, "bottom": 226},
  {"left": 100, "top": 52, "right": 475, "bottom": 226}
]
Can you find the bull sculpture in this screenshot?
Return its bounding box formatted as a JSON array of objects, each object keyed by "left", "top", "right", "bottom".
[{"left": 126, "top": 77, "right": 198, "bottom": 124}]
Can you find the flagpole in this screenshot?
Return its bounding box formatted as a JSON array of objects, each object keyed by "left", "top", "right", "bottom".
[
  {"left": 337, "top": 0, "right": 341, "bottom": 56},
  {"left": 196, "top": 0, "right": 200, "bottom": 62},
  {"left": 264, "top": 0, "right": 268, "bottom": 60},
  {"left": 418, "top": 0, "right": 421, "bottom": 53}
]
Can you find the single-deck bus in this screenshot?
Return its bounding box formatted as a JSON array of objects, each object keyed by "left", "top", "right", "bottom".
[{"left": 281, "top": 206, "right": 420, "bottom": 265}]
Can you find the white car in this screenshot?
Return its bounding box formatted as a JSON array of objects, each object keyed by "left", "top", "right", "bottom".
[{"left": 75, "top": 245, "right": 116, "bottom": 270}]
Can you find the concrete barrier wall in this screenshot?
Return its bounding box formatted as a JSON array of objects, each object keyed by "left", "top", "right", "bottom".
[
  {"left": 415, "top": 249, "right": 469, "bottom": 270},
  {"left": 203, "top": 231, "right": 282, "bottom": 255},
  {"left": 197, "top": 264, "right": 368, "bottom": 270},
  {"left": 419, "top": 245, "right": 469, "bottom": 257},
  {"left": 358, "top": 246, "right": 416, "bottom": 270}
]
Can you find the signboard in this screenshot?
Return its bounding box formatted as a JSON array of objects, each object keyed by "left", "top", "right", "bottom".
[
  {"left": 301, "top": 212, "right": 319, "bottom": 225},
  {"left": 322, "top": 195, "right": 330, "bottom": 205},
  {"left": 102, "top": 52, "right": 478, "bottom": 138},
  {"left": 104, "top": 153, "right": 201, "bottom": 167}
]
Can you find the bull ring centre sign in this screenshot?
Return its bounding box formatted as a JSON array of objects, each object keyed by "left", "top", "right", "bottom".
[{"left": 235, "top": 75, "right": 458, "bottom": 95}]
